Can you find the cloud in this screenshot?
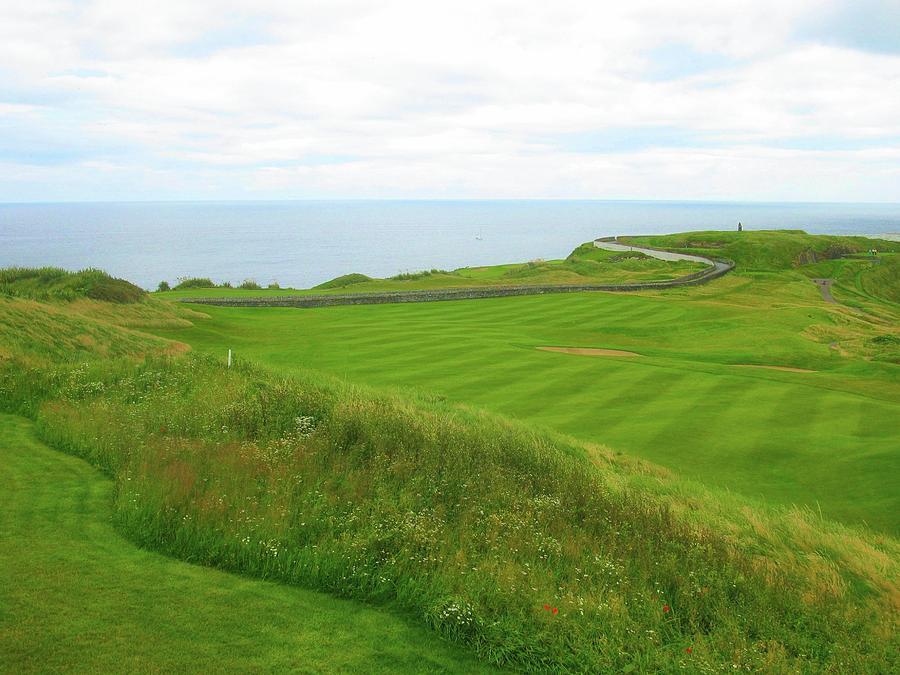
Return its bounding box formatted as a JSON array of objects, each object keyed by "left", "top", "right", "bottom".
[{"left": 0, "top": 0, "right": 898, "bottom": 201}]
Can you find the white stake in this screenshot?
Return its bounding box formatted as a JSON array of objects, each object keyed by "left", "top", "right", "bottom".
[{"left": 227, "top": 349, "right": 232, "bottom": 368}]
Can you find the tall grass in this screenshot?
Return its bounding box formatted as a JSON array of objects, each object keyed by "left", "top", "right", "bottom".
[
  {"left": 0, "top": 267, "right": 145, "bottom": 303},
  {"left": 2, "top": 353, "right": 896, "bottom": 672}
]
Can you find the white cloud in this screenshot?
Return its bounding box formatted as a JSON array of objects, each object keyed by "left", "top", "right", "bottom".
[{"left": 0, "top": 0, "right": 898, "bottom": 200}]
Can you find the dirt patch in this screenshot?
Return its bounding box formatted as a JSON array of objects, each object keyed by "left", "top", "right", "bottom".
[
  {"left": 537, "top": 346, "right": 640, "bottom": 357},
  {"left": 734, "top": 364, "right": 817, "bottom": 373}
]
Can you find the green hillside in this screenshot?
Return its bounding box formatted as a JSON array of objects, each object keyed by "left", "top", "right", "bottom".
[{"left": 2, "top": 231, "right": 898, "bottom": 672}]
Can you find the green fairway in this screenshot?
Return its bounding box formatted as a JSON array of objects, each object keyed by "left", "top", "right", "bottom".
[
  {"left": 0, "top": 413, "right": 491, "bottom": 674},
  {"left": 155, "top": 269, "right": 900, "bottom": 534}
]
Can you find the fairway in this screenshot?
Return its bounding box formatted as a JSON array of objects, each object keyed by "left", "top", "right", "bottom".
[
  {"left": 0, "top": 414, "right": 492, "bottom": 674},
  {"left": 156, "top": 272, "right": 900, "bottom": 534}
]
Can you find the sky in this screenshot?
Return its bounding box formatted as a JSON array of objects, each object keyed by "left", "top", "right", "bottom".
[{"left": 1, "top": 0, "right": 899, "bottom": 202}]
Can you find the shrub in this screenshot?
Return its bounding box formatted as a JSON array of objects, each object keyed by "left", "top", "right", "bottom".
[
  {"left": 390, "top": 269, "right": 454, "bottom": 281},
  {"left": 267, "top": 282, "right": 280, "bottom": 290},
  {"left": 174, "top": 277, "right": 216, "bottom": 290},
  {"left": 239, "top": 279, "right": 262, "bottom": 290},
  {"left": 157, "top": 281, "right": 171, "bottom": 292}
]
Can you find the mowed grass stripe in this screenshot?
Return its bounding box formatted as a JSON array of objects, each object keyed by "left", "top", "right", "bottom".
[
  {"left": 0, "top": 414, "right": 495, "bottom": 674},
  {"left": 559, "top": 370, "right": 694, "bottom": 438}
]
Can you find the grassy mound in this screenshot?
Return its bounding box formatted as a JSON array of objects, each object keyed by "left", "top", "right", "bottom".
[
  {"left": 314, "top": 273, "right": 375, "bottom": 290},
  {"left": 0, "top": 267, "right": 145, "bottom": 303},
  {"left": 0, "top": 297, "right": 187, "bottom": 366},
  {"left": 1, "top": 346, "right": 897, "bottom": 671},
  {"left": 0, "top": 414, "right": 486, "bottom": 673}
]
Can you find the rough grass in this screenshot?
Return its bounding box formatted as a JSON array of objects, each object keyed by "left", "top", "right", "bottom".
[
  {"left": 0, "top": 267, "right": 145, "bottom": 303},
  {"left": 1, "top": 353, "right": 897, "bottom": 672},
  {"left": 0, "top": 413, "right": 490, "bottom": 674},
  {"left": 0, "top": 296, "right": 185, "bottom": 366}
]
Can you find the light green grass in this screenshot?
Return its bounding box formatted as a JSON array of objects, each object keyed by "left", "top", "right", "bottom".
[
  {"left": 154, "top": 261, "right": 900, "bottom": 534},
  {"left": 0, "top": 413, "right": 491, "bottom": 673}
]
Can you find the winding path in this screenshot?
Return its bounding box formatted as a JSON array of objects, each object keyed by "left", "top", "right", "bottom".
[
  {"left": 811, "top": 278, "right": 837, "bottom": 303},
  {"left": 594, "top": 238, "right": 733, "bottom": 276}
]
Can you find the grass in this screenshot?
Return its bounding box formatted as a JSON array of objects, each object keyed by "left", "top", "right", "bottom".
[
  {"left": 619, "top": 230, "right": 900, "bottom": 272},
  {"left": 0, "top": 413, "right": 489, "bottom": 673},
  {"left": 155, "top": 241, "right": 707, "bottom": 300},
  {"left": 0, "top": 267, "right": 145, "bottom": 303},
  {"left": 3, "top": 349, "right": 899, "bottom": 672},
  {"left": 2, "top": 354, "right": 899, "bottom": 671},
  {"left": 1, "top": 229, "right": 898, "bottom": 671},
  {"left": 154, "top": 259, "right": 900, "bottom": 534}
]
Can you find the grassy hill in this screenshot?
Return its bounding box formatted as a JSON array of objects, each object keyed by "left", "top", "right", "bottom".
[
  {"left": 1, "top": 237, "right": 898, "bottom": 672},
  {"left": 0, "top": 267, "right": 146, "bottom": 303},
  {"left": 618, "top": 230, "right": 899, "bottom": 272}
]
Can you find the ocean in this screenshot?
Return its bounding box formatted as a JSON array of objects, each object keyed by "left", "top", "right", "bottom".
[{"left": 1, "top": 200, "right": 899, "bottom": 290}]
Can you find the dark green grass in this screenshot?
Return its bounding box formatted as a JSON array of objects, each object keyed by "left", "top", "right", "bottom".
[
  {"left": 0, "top": 413, "right": 491, "bottom": 674},
  {"left": 154, "top": 273, "right": 900, "bottom": 534}
]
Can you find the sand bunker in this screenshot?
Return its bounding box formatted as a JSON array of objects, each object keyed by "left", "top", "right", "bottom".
[
  {"left": 734, "top": 364, "right": 816, "bottom": 373},
  {"left": 537, "top": 346, "right": 640, "bottom": 357}
]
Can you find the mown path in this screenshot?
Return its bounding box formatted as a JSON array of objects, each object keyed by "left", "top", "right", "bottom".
[{"left": 0, "top": 414, "right": 491, "bottom": 674}]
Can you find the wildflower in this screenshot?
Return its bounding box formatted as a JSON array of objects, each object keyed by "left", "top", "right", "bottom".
[
  {"left": 663, "top": 605, "right": 671, "bottom": 613},
  {"left": 543, "top": 604, "right": 551, "bottom": 611},
  {"left": 552, "top": 607, "right": 559, "bottom": 615},
  {"left": 159, "top": 425, "right": 168, "bottom": 434},
  {"left": 685, "top": 647, "right": 693, "bottom": 654}
]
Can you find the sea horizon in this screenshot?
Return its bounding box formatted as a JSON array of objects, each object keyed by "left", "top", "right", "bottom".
[{"left": 3, "top": 199, "right": 900, "bottom": 290}]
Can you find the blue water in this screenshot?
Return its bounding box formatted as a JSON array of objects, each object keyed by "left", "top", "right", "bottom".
[{"left": 1, "top": 200, "right": 899, "bottom": 290}]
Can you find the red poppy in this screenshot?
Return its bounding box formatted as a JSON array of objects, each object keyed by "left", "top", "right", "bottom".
[
  {"left": 685, "top": 647, "right": 693, "bottom": 654},
  {"left": 663, "top": 605, "right": 671, "bottom": 613},
  {"left": 552, "top": 607, "right": 559, "bottom": 615},
  {"left": 543, "top": 604, "right": 550, "bottom": 611}
]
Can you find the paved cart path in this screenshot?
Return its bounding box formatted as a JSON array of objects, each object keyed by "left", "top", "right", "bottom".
[
  {"left": 594, "top": 239, "right": 732, "bottom": 275},
  {"left": 811, "top": 278, "right": 837, "bottom": 303}
]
